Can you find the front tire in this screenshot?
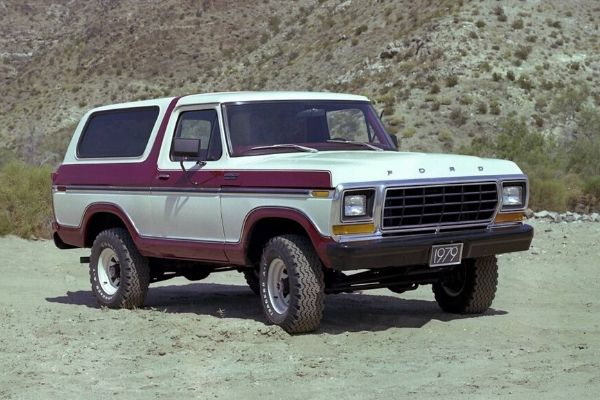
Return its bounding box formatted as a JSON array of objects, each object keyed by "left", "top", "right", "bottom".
[
  {"left": 259, "top": 235, "right": 325, "bottom": 333},
  {"left": 89, "top": 228, "right": 150, "bottom": 309},
  {"left": 433, "top": 256, "right": 498, "bottom": 314}
]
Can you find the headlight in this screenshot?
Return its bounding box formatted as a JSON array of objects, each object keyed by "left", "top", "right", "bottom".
[
  {"left": 344, "top": 195, "right": 367, "bottom": 217},
  {"left": 501, "top": 182, "right": 526, "bottom": 209},
  {"left": 342, "top": 189, "right": 375, "bottom": 220}
]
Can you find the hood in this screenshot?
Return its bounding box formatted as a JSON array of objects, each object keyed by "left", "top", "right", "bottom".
[{"left": 227, "top": 150, "right": 524, "bottom": 187}]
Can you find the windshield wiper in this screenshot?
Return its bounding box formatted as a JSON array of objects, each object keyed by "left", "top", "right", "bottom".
[
  {"left": 249, "top": 144, "right": 318, "bottom": 153},
  {"left": 326, "top": 139, "right": 383, "bottom": 151}
]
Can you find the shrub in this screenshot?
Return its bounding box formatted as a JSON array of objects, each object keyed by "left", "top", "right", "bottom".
[
  {"left": 438, "top": 130, "right": 453, "bottom": 143},
  {"left": 449, "top": 107, "right": 467, "bottom": 126},
  {"left": 551, "top": 86, "right": 590, "bottom": 118},
  {"left": 516, "top": 74, "right": 534, "bottom": 91},
  {"left": 512, "top": 19, "right": 524, "bottom": 29},
  {"left": 489, "top": 100, "right": 501, "bottom": 115},
  {"left": 354, "top": 24, "right": 368, "bottom": 36},
  {"left": 476, "top": 102, "right": 488, "bottom": 114},
  {"left": 429, "top": 83, "right": 440, "bottom": 94},
  {"left": 0, "top": 161, "right": 53, "bottom": 238},
  {"left": 506, "top": 70, "right": 515, "bottom": 81},
  {"left": 445, "top": 75, "right": 458, "bottom": 87},
  {"left": 514, "top": 45, "right": 532, "bottom": 60},
  {"left": 475, "top": 20, "right": 485, "bottom": 29},
  {"left": 401, "top": 127, "right": 417, "bottom": 138},
  {"left": 529, "top": 179, "right": 568, "bottom": 211}
]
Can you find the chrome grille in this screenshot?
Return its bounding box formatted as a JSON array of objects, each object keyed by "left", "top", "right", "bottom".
[{"left": 382, "top": 183, "right": 498, "bottom": 230}]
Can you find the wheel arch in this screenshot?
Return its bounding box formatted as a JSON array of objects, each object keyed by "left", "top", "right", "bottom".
[
  {"left": 241, "top": 207, "right": 334, "bottom": 268},
  {"left": 81, "top": 204, "right": 139, "bottom": 247}
]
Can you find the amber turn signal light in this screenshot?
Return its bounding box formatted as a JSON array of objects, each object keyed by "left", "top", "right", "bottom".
[
  {"left": 332, "top": 223, "right": 376, "bottom": 235},
  {"left": 494, "top": 212, "right": 524, "bottom": 224}
]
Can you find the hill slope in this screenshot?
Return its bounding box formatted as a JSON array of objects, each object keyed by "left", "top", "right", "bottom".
[{"left": 0, "top": 0, "right": 599, "bottom": 212}]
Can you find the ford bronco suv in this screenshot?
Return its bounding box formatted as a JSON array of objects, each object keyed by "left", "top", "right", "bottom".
[{"left": 52, "top": 91, "right": 533, "bottom": 333}]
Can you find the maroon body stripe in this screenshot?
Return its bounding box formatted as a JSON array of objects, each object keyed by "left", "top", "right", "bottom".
[{"left": 54, "top": 204, "right": 334, "bottom": 268}]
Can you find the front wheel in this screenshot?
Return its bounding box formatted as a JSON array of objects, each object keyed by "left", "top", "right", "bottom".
[
  {"left": 259, "top": 235, "right": 325, "bottom": 333},
  {"left": 89, "top": 228, "right": 150, "bottom": 309},
  {"left": 432, "top": 256, "right": 498, "bottom": 314}
]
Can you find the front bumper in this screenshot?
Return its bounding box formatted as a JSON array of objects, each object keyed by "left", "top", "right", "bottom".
[{"left": 325, "top": 224, "right": 534, "bottom": 270}]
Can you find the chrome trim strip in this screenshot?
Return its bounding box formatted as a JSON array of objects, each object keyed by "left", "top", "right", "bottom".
[{"left": 56, "top": 185, "right": 311, "bottom": 196}]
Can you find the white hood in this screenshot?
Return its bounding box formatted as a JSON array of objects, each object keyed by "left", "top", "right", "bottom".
[{"left": 227, "top": 150, "right": 525, "bottom": 187}]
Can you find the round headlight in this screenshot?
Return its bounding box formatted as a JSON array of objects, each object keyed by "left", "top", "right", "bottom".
[{"left": 344, "top": 195, "right": 367, "bottom": 217}]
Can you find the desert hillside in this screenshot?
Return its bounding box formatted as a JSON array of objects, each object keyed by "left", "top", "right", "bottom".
[{"left": 0, "top": 0, "right": 599, "bottom": 237}]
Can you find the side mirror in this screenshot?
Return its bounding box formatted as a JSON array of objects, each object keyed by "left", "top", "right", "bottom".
[
  {"left": 390, "top": 134, "right": 399, "bottom": 148},
  {"left": 173, "top": 138, "right": 201, "bottom": 160}
]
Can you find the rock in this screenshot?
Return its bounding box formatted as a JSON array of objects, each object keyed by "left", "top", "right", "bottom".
[
  {"left": 548, "top": 212, "right": 559, "bottom": 221},
  {"left": 591, "top": 212, "right": 599, "bottom": 222},
  {"left": 573, "top": 212, "right": 581, "bottom": 221},
  {"left": 534, "top": 210, "right": 550, "bottom": 219},
  {"left": 524, "top": 208, "right": 534, "bottom": 218},
  {"left": 379, "top": 41, "right": 403, "bottom": 59}
]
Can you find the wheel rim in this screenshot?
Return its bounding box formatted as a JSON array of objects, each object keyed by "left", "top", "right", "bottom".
[
  {"left": 441, "top": 266, "right": 466, "bottom": 297},
  {"left": 97, "top": 248, "right": 120, "bottom": 295},
  {"left": 267, "top": 258, "right": 290, "bottom": 315}
]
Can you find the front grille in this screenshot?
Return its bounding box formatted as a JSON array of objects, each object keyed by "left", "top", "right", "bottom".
[{"left": 383, "top": 182, "right": 498, "bottom": 230}]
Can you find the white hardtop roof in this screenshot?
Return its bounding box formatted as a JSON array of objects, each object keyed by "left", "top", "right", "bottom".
[
  {"left": 178, "top": 91, "right": 370, "bottom": 106},
  {"left": 88, "top": 91, "right": 370, "bottom": 114}
]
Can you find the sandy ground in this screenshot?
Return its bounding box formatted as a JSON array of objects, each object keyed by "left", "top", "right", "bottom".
[{"left": 1, "top": 220, "right": 599, "bottom": 399}]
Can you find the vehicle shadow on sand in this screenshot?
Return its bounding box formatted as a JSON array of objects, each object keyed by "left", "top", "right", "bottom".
[{"left": 46, "top": 282, "right": 507, "bottom": 334}]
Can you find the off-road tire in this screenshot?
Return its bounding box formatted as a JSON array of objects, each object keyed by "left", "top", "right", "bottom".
[
  {"left": 89, "top": 228, "right": 150, "bottom": 309},
  {"left": 433, "top": 256, "right": 498, "bottom": 314},
  {"left": 259, "top": 235, "right": 325, "bottom": 333},
  {"left": 243, "top": 268, "right": 260, "bottom": 295}
]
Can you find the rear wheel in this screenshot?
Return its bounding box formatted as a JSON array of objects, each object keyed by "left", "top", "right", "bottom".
[
  {"left": 433, "top": 256, "right": 498, "bottom": 313},
  {"left": 259, "top": 235, "right": 325, "bottom": 333},
  {"left": 89, "top": 228, "right": 150, "bottom": 309},
  {"left": 243, "top": 268, "right": 260, "bottom": 295}
]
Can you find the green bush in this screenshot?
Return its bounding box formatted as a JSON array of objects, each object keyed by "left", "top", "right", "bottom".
[
  {"left": 529, "top": 178, "right": 568, "bottom": 211},
  {"left": 0, "top": 161, "right": 53, "bottom": 238},
  {"left": 583, "top": 176, "right": 600, "bottom": 199}
]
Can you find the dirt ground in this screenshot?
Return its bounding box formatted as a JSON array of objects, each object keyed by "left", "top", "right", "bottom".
[{"left": 0, "top": 220, "right": 599, "bottom": 399}]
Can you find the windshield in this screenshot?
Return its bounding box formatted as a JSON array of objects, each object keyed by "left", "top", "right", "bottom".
[{"left": 224, "top": 101, "right": 395, "bottom": 156}]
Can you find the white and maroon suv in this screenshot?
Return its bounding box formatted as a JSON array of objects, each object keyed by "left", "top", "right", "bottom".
[{"left": 52, "top": 91, "right": 533, "bottom": 333}]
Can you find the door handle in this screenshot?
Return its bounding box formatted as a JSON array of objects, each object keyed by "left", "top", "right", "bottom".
[{"left": 156, "top": 174, "right": 171, "bottom": 181}]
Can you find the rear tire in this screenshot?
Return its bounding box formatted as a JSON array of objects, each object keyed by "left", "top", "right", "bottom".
[
  {"left": 433, "top": 256, "right": 498, "bottom": 313},
  {"left": 259, "top": 235, "right": 325, "bottom": 333},
  {"left": 89, "top": 228, "right": 150, "bottom": 309},
  {"left": 243, "top": 268, "right": 260, "bottom": 295}
]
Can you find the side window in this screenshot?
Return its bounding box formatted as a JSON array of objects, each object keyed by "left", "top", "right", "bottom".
[
  {"left": 171, "top": 109, "right": 222, "bottom": 161},
  {"left": 77, "top": 107, "right": 159, "bottom": 158}
]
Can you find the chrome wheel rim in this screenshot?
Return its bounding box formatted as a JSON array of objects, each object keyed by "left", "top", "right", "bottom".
[
  {"left": 97, "top": 248, "right": 120, "bottom": 295},
  {"left": 267, "top": 258, "right": 290, "bottom": 314}
]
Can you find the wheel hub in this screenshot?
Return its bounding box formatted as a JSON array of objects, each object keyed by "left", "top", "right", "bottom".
[
  {"left": 267, "top": 258, "right": 290, "bottom": 314},
  {"left": 97, "top": 248, "right": 121, "bottom": 295}
]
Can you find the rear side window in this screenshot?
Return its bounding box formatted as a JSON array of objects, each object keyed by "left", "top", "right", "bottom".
[{"left": 77, "top": 106, "right": 159, "bottom": 158}]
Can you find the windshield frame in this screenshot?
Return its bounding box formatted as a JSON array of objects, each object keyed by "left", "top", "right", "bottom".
[{"left": 221, "top": 100, "right": 396, "bottom": 157}]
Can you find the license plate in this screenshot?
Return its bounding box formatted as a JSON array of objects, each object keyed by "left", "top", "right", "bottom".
[{"left": 429, "top": 243, "right": 463, "bottom": 267}]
